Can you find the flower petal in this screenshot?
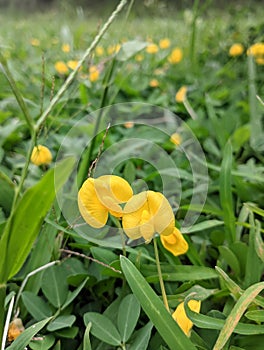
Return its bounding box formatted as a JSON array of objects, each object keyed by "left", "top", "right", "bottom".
[
  {"left": 160, "top": 228, "right": 188, "bottom": 256},
  {"left": 78, "top": 178, "right": 108, "bottom": 228},
  {"left": 172, "top": 300, "right": 201, "bottom": 336},
  {"left": 98, "top": 175, "right": 133, "bottom": 203}
]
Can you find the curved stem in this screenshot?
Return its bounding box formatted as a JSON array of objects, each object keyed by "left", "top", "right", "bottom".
[{"left": 153, "top": 237, "right": 169, "bottom": 312}]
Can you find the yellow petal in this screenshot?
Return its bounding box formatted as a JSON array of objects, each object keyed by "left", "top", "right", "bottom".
[
  {"left": 30, "top": 145, "right": 52, "bottom": 166},
  {"left": 172, "top": 300, "right": 201, "bottom": 336},
  {"left": 146, "top": 191, "right": 175, "bottom": 236},
  {"left": 98, "top": 175, "right": 133, "bottom": 203},
  {"left": 78, "top": 178, "right": 108, "bottom": 228},
  {"left": 160, "top": 228, "right": 188, "bottom": 256}
]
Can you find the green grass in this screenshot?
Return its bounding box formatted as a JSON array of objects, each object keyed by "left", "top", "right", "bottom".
[{"left": 0, "top": 1, "right": 264, "bottom": 349}]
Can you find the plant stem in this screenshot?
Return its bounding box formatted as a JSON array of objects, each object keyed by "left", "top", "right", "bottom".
[
  {"left": 36, "top": 0, "right": 127, "bottom": 131},
  {"left": 0, "top": 284, "right": 7, "bottom": 345},
  {"left": 153, "top": 237, "right": 169, "bottom": 312}
]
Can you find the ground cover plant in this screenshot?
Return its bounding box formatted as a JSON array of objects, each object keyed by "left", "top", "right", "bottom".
[{"left": 0, "top": 0, "right": 264, "bottom": 349}]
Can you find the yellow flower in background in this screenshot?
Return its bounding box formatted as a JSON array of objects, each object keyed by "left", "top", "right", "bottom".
[
  {"left": 89, "top": 65, "right": 100, "bottom": 82},
  {"left": 146, "top": 43, "right": 159, "bottom": 54},
  {"left": 95, "top": 46, "right": 105, "bottom": 56},
  {"left": 107, "top": 44, "right": 121, "bottom": 55},
  {"left": 175, "top": 86, "right": 187, "bottom": 103},
  {"left": 172, "top": 300, "right": 201, "bottom": 336},
  {"left": 67, "top": 60, "right": 79, "bottom": 70},
  {"left": 159, "top": 38, "right": 171, "bottom": 49},
  {"left": 54, "top": 61, "right": 69, "bottom": 75},
  {"left": 122, "top": 191, "right": 175, "bottom": 243},
  {"left": 62, "top": 43, "right": 70, "bottom": 53},
  {"left": 160, "top": 227, "right": 188, "bottom": 256},
  {"left": 149, "top": 79, "right": 159, "bottom": 88},
  {"left": 247, "top": 42, "right": 264, "bottom": 57},
  {"left": 135, "top": 53, "right": 144, "bottom": 62},
  {"left": 78, "top": 175, "right": 133, "bottom": 228},
  {"left": 124, "top": 121, "right": 134, "bottom": 128},
  {"left": 30, "top": 38, "right": 40, "bottom": 47},
  {"left": 30, "top": 145, "right": 52, "bottom": 166},
  {"left": 256, "top": 57, "right": 264, "bottom": 65},
  {"left": 229, "top": 43, "right": 244, "bottom": 56},
  {"left": 168, "top": 48, "right": 183, "bottom": 64},
  {"left": 170, "top": 132, "right": 182, "bottom": 146}
]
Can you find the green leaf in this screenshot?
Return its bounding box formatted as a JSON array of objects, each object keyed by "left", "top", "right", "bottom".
[
  {"left": 61, "top": 276, "right": 89, "bottom": 310},
  {"left": 120, "top": 256, "right": 197, "bottom": 350},
  {"left": 83, "top": 322, "right": 92, "bottom": 350},
  {"left": 0, "top": 157, "right": 75, "bottom": 282},
  {"left": 41, "top": 265, "right": 68, "bottom": 308},
  {"left": 117, "top": 294, "right": 141, "bottom": 342},
  {"left": 219, "top": 141, "right": 236, "bottom": 244},
  {"left": 29, "top": 335, "right": 55, "bottom": 350},
  {"left": 21, "top": 291, "right": 52, "bottom": 321},
  {"left": 0, "top": 171, "right": 15, "bottom": 215},
  {"left": 218, "top": 246, "right": 241, "bottom": 276},
  {"left": 47, "top": 315, "right": 76, "bottom": 332},
  {"left": 244, "top": 203, "right": 264, "bottom": 218},
  {"left": 6, "top": 317, "right": 52, "bottom": 350},
  {"left": 181, "top": 220, "right": 224, "bottom": 234},
  {"left": 213, "top": 281, "right": 264, "bottom": 349},
  {"left": 129, "top": 321, "right": 153, "bottom": 350},
  {"left": 84, "top": 312, "right": 122, "bottom": 346},
  {"left": 124, "top": 160, "right": 136, "bottom": 184},
  {"left": 254, "top": 220, "right": 264, "bottom": 262},
  {"left": 245, "top": 310, "right": 264, "bottom": 322}
]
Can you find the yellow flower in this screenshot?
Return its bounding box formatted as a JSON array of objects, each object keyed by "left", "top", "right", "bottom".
[
  {"left": 175, "top": 86, "right": 187, "bottom": 103},
  {"left": 146, "top": 43, "right": 159, "bottom": 54},
  {"left": 54, "top": 61, "right": 69, "bottom": 75},
  {"left": 62, "top": 43, "right": 70, "bottom": 53},
  {"left": 149, "top": 79, "right": 159, "bottom": 88},
  {"left": 247, "top": 42, "right": 264, "bottom": 57},
  {"left": 124, "top": 121, "right": 134, "bottom": 128},
  {"left": 170, "top": 132, "right": 182, "bottom": 146},
  {"left": 168, "top": 48, "right": 183, "bottom": 64},
  {"left": 256, "top": 57, "right": 264, "bottom": 65},
  {"left": 8, "top": 318, "right": 24, "bottom": 342},
  {"left": 30, "top": 38, "right": 40, "bottom": 47},
  {"left": 122, "top": 191, "right": 175, "bottom": 243},
  {"left": 229, "top": 43, "right": 244, "bottom": 57},
  {"left": 107, "top": 44, "right": 121, "bottom": 55},
  {"left": 159, "top": 38, "right": 171, "bottom": 49},
  {"left": 67, "top": 60, "right": 80, "bottom": 70},
  {"left": 135, "top": 54, "right": 144, "bottom": 62},
  {"left": 160, "top": 227, "right": 188, "bottom": 256},
  {"left": 78, "top": 175, "right": 133, "bottom": 228},
  {"left": 172, "top": 300, "right": 201, "bottom": 336},
  {"left": 89, "top": 65, "right": 100, "bottom": 82},
  {"left": 30, "top": 145, "right": 52, "bottom": 166},
  {"left": 95, "top": 46, "right": 105, "bottom": 56}
]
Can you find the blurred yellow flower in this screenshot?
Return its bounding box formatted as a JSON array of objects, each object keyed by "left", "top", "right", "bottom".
[
  {"left": 149, "top": 79, "right": 159, "bottom": 88},
  {"left": 78, "top": 175, "right": 133, "bottom": 228},
  {"left": 168, "top": 48, "right": 183, "bottom": 64},
  {"left": 8, "top": 318, "right": 24, "bottom": 342},
  {"left": 67, "top": 60, "right": 79, "bottom": 70},
  {"left": 30, "top": 145, "right": 52, "bottom": 166},
  {"left": 229, "top": 43, "right": 244, "bottom": 56},
  {"left": 146, "top": 43, "right": 159, "bottom": 54},
  {"left": 89, "top": 65, "right": 100, "bottom": 82},
  {"left": 54, "top": 61, "right": 69, "bottom": 75},
  {"left": 135, "top": 54, "right": 144, "bottom": 62},
  {"left": 175, "top": 86, "right": 187, "bottom": 103},
  {"left": 30, "top": 38, "right": 40, "bottom": 47},
  {"left": 159, "top": 38, "right": 171, "bottom": 49},
  {"left": 107, "top": 44, "right": 121, "bottom": 55},
  {"left": 160, "top": 227, "right": 188, "bottom": 256},
  {"left": 247, "top": 42, "right": 264, "bottom": 57},
  {"left": 172, "top": 300, "right": 201, "bottom": 336},
  {"left": 122, "top": 191, "right": 175, "bottom": 243},
  {"left": 95, "top": 46, "right": 105, "bottom": 56},
  {"left": 256, "top": 57, "right": 264, "bottom": 65},
  {"left": 62, "top": 43, "right": 70, "bottom": 53},
  {"left": 170, "top": 132, "right": 182, "bottom": 146}
]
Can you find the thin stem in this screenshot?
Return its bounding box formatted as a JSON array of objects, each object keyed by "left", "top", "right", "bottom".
[
  {"left": 153, "top": 237, "right": 169, "bottom": 312},
  {"left": 0, "top": 284, "right": 7, "bottom": 345},
  {"left": 36, "top": 0, "right": 127, "bottom": 132},
  {"left": 1, "top": 295, "right": 15, "bottom": 350}
]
